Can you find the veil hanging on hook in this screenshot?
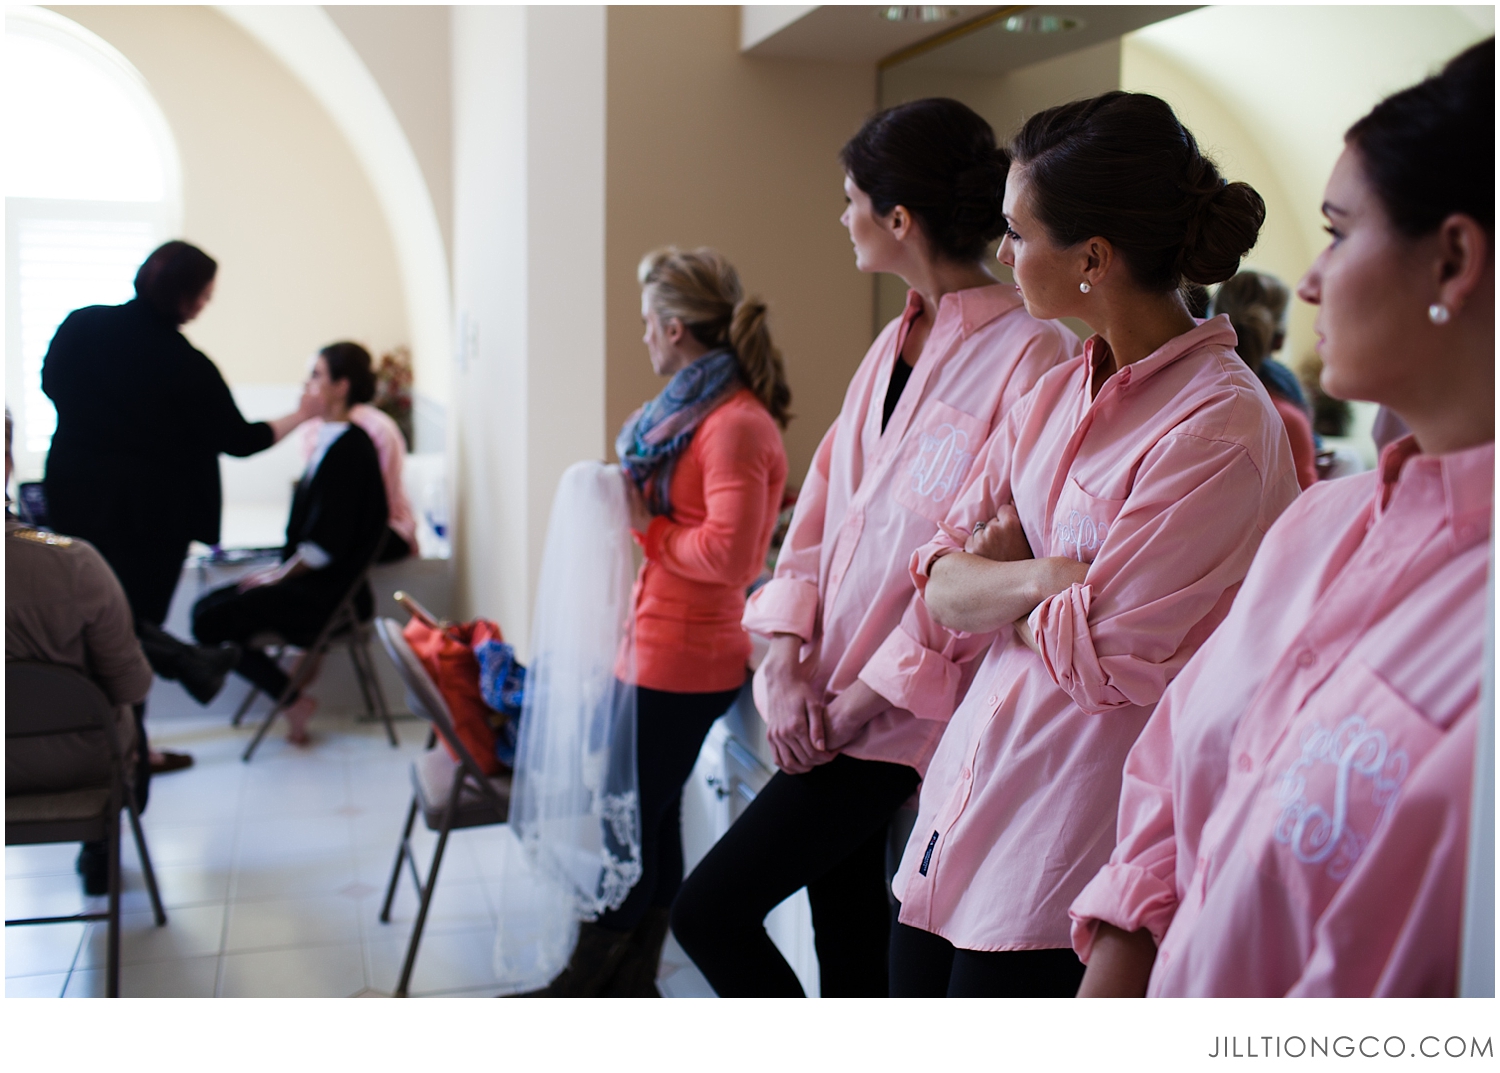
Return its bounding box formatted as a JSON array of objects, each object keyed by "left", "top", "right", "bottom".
[{"left": 492, "top": 461, "right": 641, "bottom": 993}]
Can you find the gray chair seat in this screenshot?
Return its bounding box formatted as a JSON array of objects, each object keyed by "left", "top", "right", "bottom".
[
  {"left": 6, "top": 786, "right": 113, "bottom": 844},
  {"left": 412, "top": 750, "right": 511, "bottom": 831}
]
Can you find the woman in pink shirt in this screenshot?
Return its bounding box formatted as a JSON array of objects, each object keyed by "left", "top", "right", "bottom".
[
  {"left": 1071, "top": 39, "right": 1493, "bottom": 998},
  {"left": 879, "top": 92, "right": 1301, "bottom": 996},
  {"left": 670, "top": 99, "right": 1077, "bottom": 997},
  {"left": 526, "top": 247, "right": 789, "bottom": 997}
]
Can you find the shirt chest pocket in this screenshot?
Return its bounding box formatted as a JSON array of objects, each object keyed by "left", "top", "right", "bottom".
[
  {"left": 1047, "top": 478, "right": 1125, "bottom": 564},
  {"left": 890, "top": 401, "right": 985, "bottom": 524},
  {"left": 1243, "top": 659, "right": 1442, "bottom": 910}
]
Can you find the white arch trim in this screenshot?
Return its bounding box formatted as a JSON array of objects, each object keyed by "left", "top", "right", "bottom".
[{"left": 217, "top": 4, "right": 451, "bottom": 418}]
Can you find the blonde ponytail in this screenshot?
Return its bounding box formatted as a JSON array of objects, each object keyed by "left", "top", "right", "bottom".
[
  {"left": 729, "top": 296, "right": 791, "bottom": 428},
  {"left": 638, "top": 246, "right": 793, "bottom": 428}
]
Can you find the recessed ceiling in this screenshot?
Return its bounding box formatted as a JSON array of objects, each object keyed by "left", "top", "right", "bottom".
[
  {"left": 742, "top": 5, "right": 1196, "bottom": 70},
  {"left": 893, "top": 5, "right": 1198, "bottom": 74},
  {"left": 742, "top": 5, "right": 1004, "bottom": 63}
]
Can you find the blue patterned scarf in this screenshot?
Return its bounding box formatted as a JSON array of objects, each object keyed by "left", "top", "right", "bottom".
[{"left": 616, "top": 347, "right": 740, "bottom": 517}]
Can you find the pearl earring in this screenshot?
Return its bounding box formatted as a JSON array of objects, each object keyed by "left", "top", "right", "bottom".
[
  {"left": 1079, "top": 282, "right": 1091, "bottom": 294},
  {"left": 1428, "top": 303, "right": 1451, "bottom": 325}
]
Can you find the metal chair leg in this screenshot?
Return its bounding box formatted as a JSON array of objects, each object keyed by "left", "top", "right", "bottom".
[
  {"left": 352, "top": 638, "right": 398, "bottom": 747},
  {"left": 125, "top": 796, "right": 167, "bottom": 927},
  {"left": 106, "top": 801, "right": 121, "bottom": 998},
  {"left": 395, "top": 817, "right": 453, "bottom": 998},
  {"left": 230, "top": 685, "right": 261, "bottom": 727},
  {"left": 380, "top": 798, "right": 420, "bottom": 924}
]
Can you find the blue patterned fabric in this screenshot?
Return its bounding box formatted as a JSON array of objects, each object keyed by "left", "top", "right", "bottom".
[
  {"left": 474, "top": 637, "right": 526, "bottom": 766},
  {"left": 615, "top": 348, "right": 740, "bottom": 516}
]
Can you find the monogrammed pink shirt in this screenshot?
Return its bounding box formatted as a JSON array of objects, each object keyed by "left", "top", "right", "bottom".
[
  {"left": 1069, "top": 437, "right": 1491, "bottom": 996},
  {"left": 742, "top": 285, "right": 1077, "bottom": 774},
  {"left": 881, "top": 317, "right": 1300, "bottom": 951}
]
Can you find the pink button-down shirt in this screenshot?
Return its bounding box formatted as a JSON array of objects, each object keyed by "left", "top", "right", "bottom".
[
  {"left": 883, "top": 316, "right": 1300, "bottom": 951},
  {"left": 1070, "top": 437, "right": 1492, "bottom": 996},
  {"left": 742, "top": 285, "right": 1077, "bottom": 774}
]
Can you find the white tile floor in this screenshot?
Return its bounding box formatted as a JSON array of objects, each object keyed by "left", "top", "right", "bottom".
[{"left": 5, "top": 674, "right": 715, "bottom": 998}]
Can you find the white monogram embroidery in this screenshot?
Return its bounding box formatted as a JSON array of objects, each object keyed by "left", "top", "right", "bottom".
[
  {"left": 907, "top": 423, "right": 973, "bottom": 504},
  {"left": 1272, "top": 715, "right": 1409, "bottom": 881},
  {"left": 1054, "top": 509, "right": 1109, "bottom": 561}
]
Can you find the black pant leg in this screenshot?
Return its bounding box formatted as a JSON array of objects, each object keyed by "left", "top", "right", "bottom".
[
  {"left": 597, "top": 685, "right": 738, "bottom": 932},
  {"left": 947, "top": 947, "right": 1086, "bottom": 998},
  {"left": 671, "top": 752, "right": 920, "bottom": 997},
  {"left": 889, "top": 918, "right": 957, "bottom": 997},
  {"left": 191, "top": 584, "right": 296, "bottom": 699},
  {"left": 805, "top": 819, "right": 896, "bottom": 997}
]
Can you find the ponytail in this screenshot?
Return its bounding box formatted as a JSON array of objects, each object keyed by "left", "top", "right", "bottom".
[
  {"left": 639, "top": 246, "right": 793, "bottom": 428},
  {"left": 729, "top": 297, "right": 791, "bottom": 428}
]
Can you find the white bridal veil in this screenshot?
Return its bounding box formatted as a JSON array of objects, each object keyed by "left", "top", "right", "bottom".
[{"left": 492, "top": 461, "right": 642, "bottom": 992}]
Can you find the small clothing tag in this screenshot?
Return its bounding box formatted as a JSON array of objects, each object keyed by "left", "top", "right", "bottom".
[{"left": 919, "top": 831, "right": 939, "bottom": 876}]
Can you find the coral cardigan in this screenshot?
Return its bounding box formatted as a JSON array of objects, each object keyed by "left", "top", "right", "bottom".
[{"left": 629, "top": 389, "right": 787, "bottom": 694}]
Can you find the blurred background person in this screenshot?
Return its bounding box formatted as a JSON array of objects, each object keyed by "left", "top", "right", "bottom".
[
  {"left": 191, "top": 343, "right": 388, "bottom": 746},
  {"left": 41, "top": 240, "right": 315, "bottom": 777},
  {"left": 6, "top": 409, "right": 153, "bottom": 896},
  {"left": 1212, "top": 271, "right": 1319, "bottom": 488}
]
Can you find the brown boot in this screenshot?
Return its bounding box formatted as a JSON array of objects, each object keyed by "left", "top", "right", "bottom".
[
  {"left": 511, "top": 922, "right": 633, "bottom": 997},
  {"left": 602, "top": 907, "right": 671, "bottom": 997}
]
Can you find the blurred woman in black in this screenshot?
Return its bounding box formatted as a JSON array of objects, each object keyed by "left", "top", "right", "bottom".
[{"left": 42, "top": 240, "right": 314, "bottom": 781}]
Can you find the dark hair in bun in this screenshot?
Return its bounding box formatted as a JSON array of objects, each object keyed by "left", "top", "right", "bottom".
[
  {"left": 839, "top": 97, "right": 1009, "bottom": 263},
  {"left": 319, "top": 341, "right": 377, "bottom": 405},
  {"left": 1010, "top": 91, "right": 1265, "bottom": 292},
  {"left": 1346, "top": 37, "right": 1493, "bottom": 236}
]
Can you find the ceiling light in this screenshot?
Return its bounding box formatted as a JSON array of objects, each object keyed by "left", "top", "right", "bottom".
[
  {"left": 877, "top": 7, "right": 961, "bottom": 23},
  {"left": 1002, "top": 14, "right": 1084, "bottom": 33}
]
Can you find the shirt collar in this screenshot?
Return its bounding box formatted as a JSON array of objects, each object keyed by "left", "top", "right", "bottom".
[
  {"left": 902, "top": 284, "right": 1024, "bottom": 340},
  {"left": 1376, "top": 434, "right": 1493, "bottom": 537},
  {"left": 1081, "top": 314, "right": 1239, "bottom": 391}
]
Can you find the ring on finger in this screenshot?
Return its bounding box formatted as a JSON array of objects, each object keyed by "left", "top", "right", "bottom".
[{"left": 973, "top": 520, "right": 988, "bottom": 534}]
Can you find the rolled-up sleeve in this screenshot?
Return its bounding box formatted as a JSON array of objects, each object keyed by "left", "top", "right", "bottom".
[
  {"left": 1031, "top": 434, "right": 1276, "bottom": 716},
  {"left": 743, "top": 422, "right": 835, "bottom": 642},
  {"left": 1068, "top": 686, "right": 1185, "bottom": 960}
]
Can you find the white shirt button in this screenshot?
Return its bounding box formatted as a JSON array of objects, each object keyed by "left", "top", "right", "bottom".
[{"left": 1296, "top": 649, "right": 1316, "bottom": 668}]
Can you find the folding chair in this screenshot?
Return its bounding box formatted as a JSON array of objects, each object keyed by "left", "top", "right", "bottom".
[
  {"left": 236, "top": 534, "right": 399, "bottom": 762},
  {"left": 5, "top": 662, "right": 167, "bottom": 998},
  {"left": 373, "top": 617, "right": 511, "bottom": 997}
]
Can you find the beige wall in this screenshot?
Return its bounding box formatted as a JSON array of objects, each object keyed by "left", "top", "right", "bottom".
[
  {"left": 605, "top": 6, "right": 876, "bottom": 487},
  {"left": 54, "top": 6, "right": 409, "bottom": 387},
  {"left": 451, "top": 6, "right": 607, "bottom": 653},
  {"left": 324, "top": 4, "right": 453, "bottom": 267}
]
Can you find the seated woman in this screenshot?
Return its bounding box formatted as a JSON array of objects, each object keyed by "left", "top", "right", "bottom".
[
  {"left": 192, "top": 342, "right": 388, "bottom": 745},
  {"left": 299, "top": 364, "right": 417, "bottom": 562}
]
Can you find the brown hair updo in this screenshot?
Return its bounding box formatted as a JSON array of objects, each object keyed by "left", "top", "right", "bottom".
[
  {"left": 839, "top": 97, "right": 1009, "bottom": 263},
  {"left": 1211, "top": 271, "right": 1290, "bottom": 373},
  {"left": 1010, "top": 92, "right": 1265, "bottom": 292},
  {"left": 638, "top": 247, "right": 792, "bottom": 429},
  {"left": 319, "top": 341, "right": 377, "bottom": 405},
  {"left": 1345, "top": 37, "right": 1493, "bottom": 237}
]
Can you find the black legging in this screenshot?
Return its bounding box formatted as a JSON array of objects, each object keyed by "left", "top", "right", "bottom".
[
  {"left": 192, "top": 582, "right": 325, "bottom": 702},
  {"left": 596, "top": 684, "right": 741, "bottom": 933},
  {"left": 671, "top": 752, "right": 920, "bottom": 997},
  {"left": 889, "top": 918, "right": 1086, "bottom": 997}
]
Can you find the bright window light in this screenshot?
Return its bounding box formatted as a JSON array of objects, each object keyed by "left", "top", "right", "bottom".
[
  {"left": 17, "top": 219, "right": 158, "bottom": 453},
  {"left": 4, "top": 8, "right": 181, "bottom": 472},
  {"left": 4, "top": 32, "right": 167, "bottom": 202}
]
